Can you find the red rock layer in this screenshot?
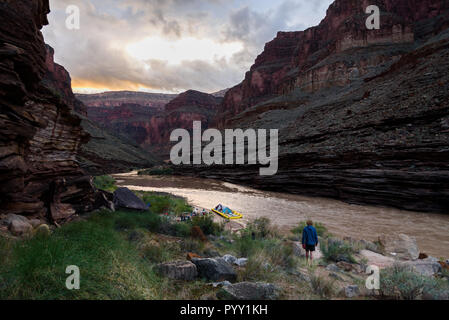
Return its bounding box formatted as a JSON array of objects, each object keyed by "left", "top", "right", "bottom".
[
  {"left": 0, "top": 0, "right": 97, "bottom": 222},
  {"left": 217, "top": 0, "right": 449, "bottom": 127}
]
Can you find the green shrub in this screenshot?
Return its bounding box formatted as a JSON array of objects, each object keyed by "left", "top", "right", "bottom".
[
  {"left": 234, "top": 235, "right": 265, "bottom": 257},
  {"left": 191, "top": 216, "right": 223, "bottom": 236},
  {"left": 321, "top": 239, "right": 357, "bottom": 264},
  {"left": 181, "top": 239, "right": 205, "bottom": 254},
  {"left": 380, "top": 264, "right": 449, "bottom": 300},
  {"left": 291, "top": 221, "right": 329, "bottom": 238},
  {"left": 245, "top": 217, "right": 279, "bottom": 239},
  {"left": 238, "top": 252, "right": 274, "bottom": 282},
  {"left": 141, "top": 193, "right": 191, "bottom": 215},
  {"left": 114, "top": 211, "right": 161, "bottom": 232},
  {"left": 93, "top": 175, "right": 117, "bottom": 192}
]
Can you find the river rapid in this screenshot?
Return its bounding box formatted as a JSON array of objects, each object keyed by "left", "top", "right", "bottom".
[{"left": 114, "top": 172, "right": 449, "bottom": 258}]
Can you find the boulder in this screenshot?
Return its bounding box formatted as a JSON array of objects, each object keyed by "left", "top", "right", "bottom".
[
  {"left": 360, "top": 250, "right": 395, "bottom": 269},
  {"left": 191, "top": 258, "right": 237, "bottom": 282},
  {"left": 3, "top": 214, "right": 29, "bottom": 227},
  {"left": 29, "top": 219, "right": 44, "bottom": 228},
  {"left": 155, "top": 261, "right": 198, "bottom": 281},
  {"left": 343, "top": 285, "right": 360, "bottom": 298},
  {"left": 217, "top": 282, "right": 280, "bottom": 300},
  {"left": 9, "top": 219, "right": 33, "bottom": 236},
  {"left": 113, "top": 188, "right": 148, "bottom": 211},
  {"left": 400, "top": 260, "right": 442, "bottom": 277},
  {"left": 378, "top": 234, "right": 419, "bottom": 261}
]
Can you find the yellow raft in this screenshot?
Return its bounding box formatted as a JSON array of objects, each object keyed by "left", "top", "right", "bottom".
[{"left": 211, "top": 207, "right": 243, "bottom": 220}]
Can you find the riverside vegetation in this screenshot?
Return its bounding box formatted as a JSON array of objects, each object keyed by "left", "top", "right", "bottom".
[{"left": 0, "top": 176, "right": 447, "bottom": 300}]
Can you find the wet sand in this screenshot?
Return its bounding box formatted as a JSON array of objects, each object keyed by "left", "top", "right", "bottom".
[{"left": 114, "top": 172, "right": 449, "bottom": 258}]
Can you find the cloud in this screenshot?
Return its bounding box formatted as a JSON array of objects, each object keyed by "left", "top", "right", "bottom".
[{"left": 43, "top": 0, "right": 333, "bottom": 93}]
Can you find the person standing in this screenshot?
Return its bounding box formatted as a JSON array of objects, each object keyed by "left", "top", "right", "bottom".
[{"left": 302, "top": 220, "right": 319, "bottom": 264}]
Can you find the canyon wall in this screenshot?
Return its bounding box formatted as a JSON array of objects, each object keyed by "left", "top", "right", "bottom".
[
  {"left": 83, "top": 90, "right": 222, "bottom": 158},
  {"left": 179, "top": 0, "right": 449, "bottom": 213},
  {"left": 0, "top": 0, "right": 98, "bottom": 222}
]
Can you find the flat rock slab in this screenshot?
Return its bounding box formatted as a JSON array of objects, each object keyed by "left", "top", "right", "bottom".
[
  {"left": 378, "top": 234, "right": 420, "bottom": 261},
  {"left": 360, "top": 250, "right": 395, "bottom": 269},
  {"left": 155, "top": 261, "right": 198, "bottom": 281},
  {"left": 191, "top": 258, "right": 237, "bottom": 282},
  {"left": 217, "top": 282, "right": 280, "bottom": 300},
  {"left": 113, "top": 187, "right": 149, "bottom": 211},
  {"left": 400, "top": 260, "right": 442, "bottom": 277}
]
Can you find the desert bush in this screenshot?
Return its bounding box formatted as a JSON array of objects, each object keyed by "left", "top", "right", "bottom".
[
  {"left": 93, "top": 175, "right": 117, "bottom": 192},
  {"left": 245, "top": 217, "right": 279, "bottom": 239},
  {"left": 181, "top": 239, "right": 205, "bottom": 254},
  {"left": 321, "top": 239, "right": 357, "bottom": 264},
  {"left": 380, "top": 264, "right": 449, "bottom": 300},
  {"left": 310, "top": 275, "right": 335, "bottom": 299},
  {"left": 191, "top": 216, "right": 223, "bottom": 236},
  {"left": 238, "top": 251, "right": 275, "bottom": 282},
  {"left": 141, "top": 192, "right": 191, "bottom": 215}
]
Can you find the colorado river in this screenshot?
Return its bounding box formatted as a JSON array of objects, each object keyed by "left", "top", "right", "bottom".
[{"left": 114, "top": 172, "right": 449, "bottom": 258}]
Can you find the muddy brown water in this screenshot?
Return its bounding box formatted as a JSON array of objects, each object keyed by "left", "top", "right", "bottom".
[{"left": 114, "top": 172, "right": 449, "bottom": 258}]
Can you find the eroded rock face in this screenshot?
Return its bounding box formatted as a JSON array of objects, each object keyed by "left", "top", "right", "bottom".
[
  {"left": 217, "top": 0, "right": 449, "bottom": 125},
  {"left": 83, "top": 90, "right": 221, "bottom": 158},
  {"left": 191, "top": 258, "right": 237, "bottom": 282},
  {"left": 0, "top": 0, "right": 97, "bottom": 222}
]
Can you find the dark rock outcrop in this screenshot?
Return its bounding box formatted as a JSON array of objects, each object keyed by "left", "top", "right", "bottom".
[
  {"left": 0, "top": 0, "right": 98, "bottom": 223},
  {"left": 177, "top": 0, "right": 449, "bottom": 214},
  {"left": 113, "top": 187, "right": 149, "bottom": 211},
  {"left": 191, "top": 257, "right": 237, "bottom": 282}
]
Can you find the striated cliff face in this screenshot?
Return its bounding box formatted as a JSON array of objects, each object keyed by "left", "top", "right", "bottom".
[
  {"left": 84, "top": 90, "right": 221, "bottom": 158},
  {"left": 0, "top": 0, "right": 98, "bottom": 223},
  {"left": 77, "top": 91, "right": 176, "bottom": 110},
  {"left": 217, "top": 0, "right": 449, "bottom": 127},
  {"left": 178, "top": 0, "right": 449, "bottom": 213},
  {"left": 43, "top": 45, "right": 87, "bottom": 116}
]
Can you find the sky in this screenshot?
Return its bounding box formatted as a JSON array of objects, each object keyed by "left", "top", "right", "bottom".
[{"left": 43, "top": 0, "right": 334, "bottom": 94}]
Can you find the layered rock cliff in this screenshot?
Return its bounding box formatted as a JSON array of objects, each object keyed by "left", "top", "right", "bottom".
[
  {"left": 179, "top": 0, "right": 449, "bottom": 213},
  {"left": 218, "top": 0, "right": 449, "bottom": 126},
  {"left": 0, "top": 0, "right": 98, "bottom": 223},
  {"left": 83, "top": 90, "right": 222, "bottom": 158}
]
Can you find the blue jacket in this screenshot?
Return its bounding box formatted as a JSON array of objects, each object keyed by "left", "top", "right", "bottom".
[{"left": 302, "top": 226, "right": 318, "bottom": 246}]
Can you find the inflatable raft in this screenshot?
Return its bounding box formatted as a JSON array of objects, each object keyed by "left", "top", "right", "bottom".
[{"left": 211, "top": 206, "right": 243, "bottom": 220}]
